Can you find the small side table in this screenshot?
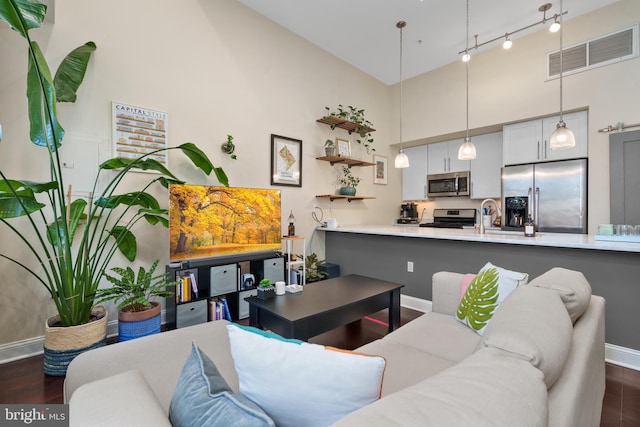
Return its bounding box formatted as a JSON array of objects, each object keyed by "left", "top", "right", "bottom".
[{"left": 282, "top": 236, "right": 305, "bottom": 286}]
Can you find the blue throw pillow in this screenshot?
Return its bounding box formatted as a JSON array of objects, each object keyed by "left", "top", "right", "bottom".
[{"left": 169, "top": 342, "right": 274, "bottom": 427}]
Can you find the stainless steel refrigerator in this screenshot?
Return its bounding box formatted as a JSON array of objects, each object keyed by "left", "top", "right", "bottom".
[{"left": 501, "top": 159, "right": 587, "bottom": 234}]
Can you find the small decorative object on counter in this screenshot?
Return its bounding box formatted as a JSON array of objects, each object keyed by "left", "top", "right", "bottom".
[
  {"left": 524, "top": 215, "right": 536, "bottom": 237},
  {"left": 288, "top": 210, "right": 296, "bottom": 236}
]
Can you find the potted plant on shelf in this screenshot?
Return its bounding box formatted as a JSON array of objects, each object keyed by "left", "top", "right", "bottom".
[
  {"left": 324, "top": 139, "right": 336, "bottom": 157},
  {"left": 257, "top": 279, "right": 275, "bottom": 300},
  {"left": 323, "top": 105, "right": 375, "bottom": 154},
  {"left": 337, "top": 166, "right": 361, "bottom": 196},
  {"left": 0, "top": 0, "right": 228, "bottom": 375},
  {"left": 94, "top": 260, "right": 174, "bottom": 342}
]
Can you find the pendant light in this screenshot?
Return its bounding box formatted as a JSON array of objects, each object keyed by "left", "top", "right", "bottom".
[
  {"left": 394, "top": 21, "right": 409, "bottom": 169},
  {"left": 458, "top": 0, "right": 476, "bottom": 160},
  {"left": 550, "top": 0, "right": 575, "bottom": 149}
]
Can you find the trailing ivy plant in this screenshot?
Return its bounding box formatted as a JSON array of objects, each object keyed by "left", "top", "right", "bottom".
[
  {"left": 324, "top": 104, "right": 375, "bottom": 154},
  {"left": 0, "top": 0, "right": 228, "bottom": 327}
]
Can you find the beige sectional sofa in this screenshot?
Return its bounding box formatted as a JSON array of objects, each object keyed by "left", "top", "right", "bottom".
[{"left": 65, "top": 267, "right": 605, "bottom": 426}]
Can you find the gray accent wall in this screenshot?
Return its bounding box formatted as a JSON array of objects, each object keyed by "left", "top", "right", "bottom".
[{"left": 325, "top": 230, "right": 640, "bottom": 351}]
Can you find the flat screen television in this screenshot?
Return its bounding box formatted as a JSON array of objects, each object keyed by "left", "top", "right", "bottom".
[{"left": 169, "top": 185, "right": 281, "bottom": 261}]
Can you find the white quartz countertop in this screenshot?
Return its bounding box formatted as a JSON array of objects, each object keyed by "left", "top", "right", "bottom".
[{"left": 319, "top": 224, "right": 640, "bottom": 253}]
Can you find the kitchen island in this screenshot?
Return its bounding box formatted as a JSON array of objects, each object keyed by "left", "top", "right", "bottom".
[{"left": 321, "top": 225, "right": 640, "bottom": 358}]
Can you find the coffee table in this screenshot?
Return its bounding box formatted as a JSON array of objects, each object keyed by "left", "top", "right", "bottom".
[{"left": 245, "top": 274, "right": 403, "bottom": 341}]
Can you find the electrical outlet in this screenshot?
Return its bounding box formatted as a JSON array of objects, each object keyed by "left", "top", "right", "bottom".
[{"left": 407, "top": 261, "right": 414, "bottom": 273}]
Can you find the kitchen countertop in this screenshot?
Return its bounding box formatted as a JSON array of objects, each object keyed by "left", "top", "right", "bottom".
[{"left": 319, "top": 224, "right": 640, "bottom": 253}]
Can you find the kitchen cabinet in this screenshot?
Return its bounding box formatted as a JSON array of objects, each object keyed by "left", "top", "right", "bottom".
[
  {"left": 469, "top": 132, "right": 503, "bottom": 199},
  {"left": 503, "top": 111, "right": 588, "bottom": 165},
  {"left": 427, "top": 140, "right": 470, "bottom": 174},
  {"left": 402, "top": 145, "right": 428, "bottom": 200}
]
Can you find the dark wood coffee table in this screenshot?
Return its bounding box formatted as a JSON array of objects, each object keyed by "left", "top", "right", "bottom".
[{"left": 245, "top": 274, "right": 403, "bottom": 341}]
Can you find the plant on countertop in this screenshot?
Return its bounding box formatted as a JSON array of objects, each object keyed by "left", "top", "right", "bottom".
[
  {"left": 221, "top": 134, "right": 237, "bottom": 160},
  {"left": 323, "top": 105, "right": 375, "bottom": 154},
  {"left": 94, "top": 259, "right": 174, "bottom": 312},
  {"left": 0, "top": 0, "right": 229, "bottom": 328}
]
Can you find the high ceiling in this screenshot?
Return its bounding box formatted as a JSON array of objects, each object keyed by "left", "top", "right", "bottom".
[{"left": 238, "top": 0, "right": 620, "bottom": 85}]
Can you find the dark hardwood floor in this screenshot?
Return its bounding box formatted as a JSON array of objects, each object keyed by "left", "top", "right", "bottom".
[{"left": 0, "top": 307, "right": 637, "bottom": 426}]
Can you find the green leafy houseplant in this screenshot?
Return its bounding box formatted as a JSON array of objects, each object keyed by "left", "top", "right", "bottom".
[
  {"left": 298, "top": 253, "right": 328, "bottom": 282},
  {"left": 337, "top": 165, "right": 361, "bottom": 195},
  {"left": 324, "top": 139, "right": 336, "bottom": 156},
  {"left": 323, "top": 105, "right": 375, "bottom": 154},
  {"left": 0, "top": 0, "right": 229, "bottom": 327},
  {"left": 94, "top": 259, "right": 174, "bottom": 312}
]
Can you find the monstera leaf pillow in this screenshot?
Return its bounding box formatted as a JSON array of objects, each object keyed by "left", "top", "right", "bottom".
[{"left": 456, "top": 262, "right": 529, "bottom": 335}]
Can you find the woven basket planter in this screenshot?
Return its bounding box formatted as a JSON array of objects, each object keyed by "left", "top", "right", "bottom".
[
  {"left": 43, "top": 305, "right": 108, "bottom": 376},
  {"left": 117, "top": 302, "right": 161, "bottom": 342}
]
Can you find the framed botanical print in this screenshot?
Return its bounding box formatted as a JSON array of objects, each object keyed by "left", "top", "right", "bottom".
[
  {"left": 373, "top": 154, "right": 388, "bottom": 185},
  {"left": 271, "top": 134, "right": 302, "bottom": 187},
  {"left": 336, "top": 138, "right": 351, "bottom": 157}
]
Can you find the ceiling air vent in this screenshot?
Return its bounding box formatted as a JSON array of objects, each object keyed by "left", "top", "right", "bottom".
[{"left": 547, "top": 24, "right": 638, "bottom": 79}]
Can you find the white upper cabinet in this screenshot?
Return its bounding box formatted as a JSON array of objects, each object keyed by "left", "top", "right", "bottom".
[
  {"left": 427, "top": 140, "right": 470, "bottom": 174},
  {"left": 542, "top": 111, "right": 588, "bottom": 161},
  {"left": 503, "top": 111, "right": 588, "bottom": 165},
  {"left": 402, "top": 145, "right": 428, "bottom": 201},
  {"left": 469, "top": 132, "right": 503, "bottom": 200}
]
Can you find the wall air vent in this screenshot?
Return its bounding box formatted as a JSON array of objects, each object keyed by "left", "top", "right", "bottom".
[{"left": 547, "top": 24, "right": 638, "bottom": 79}]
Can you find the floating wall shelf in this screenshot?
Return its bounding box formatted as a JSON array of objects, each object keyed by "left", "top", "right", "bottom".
[
  {"left": 315, "top": 194, "right": 376, "bottom": 202},
  {"left": 316, "top": 155, "right": 375, "bottom": 167},
  {"left": 316, "top": 116, "right": 375, "bottom": 135}
]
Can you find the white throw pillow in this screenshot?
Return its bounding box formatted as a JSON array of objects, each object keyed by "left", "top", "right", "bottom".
[
  {"left": 226, "top": 324, "right": 386, "bottom": 427},
  {"left": 456, "top": 262, "right": 529, "bottom": 335}
]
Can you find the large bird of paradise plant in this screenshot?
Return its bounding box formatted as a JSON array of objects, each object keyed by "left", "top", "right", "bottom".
[{"left": 0, "top": 0, "right": 228, "bottom": 326}]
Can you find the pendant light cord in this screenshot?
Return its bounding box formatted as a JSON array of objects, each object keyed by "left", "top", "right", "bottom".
[
  {"left": 465, "top": 0, "right": 470, "bottom": 140},
  {"left": 559, "top": 0, "right": 564, "bottom": 122},
  {"left": 398, "top": 21, "right": 405, "bottom": 149}
]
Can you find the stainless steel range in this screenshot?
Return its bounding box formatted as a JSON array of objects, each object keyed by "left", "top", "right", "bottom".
[{"left": 419, "top": 208, "right": 476, "bottom": 229}]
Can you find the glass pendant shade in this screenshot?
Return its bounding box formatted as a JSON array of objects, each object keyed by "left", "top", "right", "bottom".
[
  {"left": 549, "top": 120, "right": 575, "bottom": 149},
  {"left": 458, "top": 137, "right": 476, "bottom": 160},
  {"left": 395, "top": 151, "right": 410, "bottom": 168}
]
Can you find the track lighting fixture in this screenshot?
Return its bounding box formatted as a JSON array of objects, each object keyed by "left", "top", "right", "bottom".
[{"left": 458, "top": 3, "right": 566, "bottom": 60}]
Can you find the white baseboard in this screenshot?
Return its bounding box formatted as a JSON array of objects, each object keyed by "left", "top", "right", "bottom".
[
  {"left": 605, "top": 343, "right": 640, "bottom": 370},
  {"left": 400, "top": 294, "right": 432, "bottom": 313},
  {"left": 0, "top": 312, "right": 163, "bottom": 365},
  {"left": 2, "top": 304, "right": 639, "bottom": 372}
]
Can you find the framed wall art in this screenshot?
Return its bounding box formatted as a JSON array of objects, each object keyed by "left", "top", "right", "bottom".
[
  {"left": 271, "top": 134, "right": 302, "bottom": 187},
  {"left": 373, "top": 154, "right": 388, "bottom": 185},
  {"left": 112, "top": 101, "right": 168, "bottom": 173},
  {"left": 336, "top": 138, "right": 351, "bottom": 157}
]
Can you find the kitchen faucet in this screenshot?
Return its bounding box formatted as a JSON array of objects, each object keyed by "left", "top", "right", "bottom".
[{"left": 479, "top": 199, "right": 502, "bottom": 235}]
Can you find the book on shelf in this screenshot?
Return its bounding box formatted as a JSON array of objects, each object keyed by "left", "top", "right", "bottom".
[
  {"left": 176, "top": 271, "right": 199, "bottom": 303},
  {"left": 209, "top": 297, "right": 232, "bottom": 321}
]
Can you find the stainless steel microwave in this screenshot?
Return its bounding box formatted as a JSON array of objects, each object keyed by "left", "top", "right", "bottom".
[{"left": 427, "top": 171, "right": 470, "bottom": 197}]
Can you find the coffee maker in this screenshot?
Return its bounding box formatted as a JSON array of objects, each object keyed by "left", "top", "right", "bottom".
[
  {"left": 398, "top": 202, "right": 418, "bottom": 224},
  {"left": 503, "top": 196, "right": 528, "bottom": 230}
]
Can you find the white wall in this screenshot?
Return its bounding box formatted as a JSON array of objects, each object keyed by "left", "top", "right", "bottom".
[
  {"left": 0, "top": 0, "right": 399, "bottom": 346},
  {"left": 392, "top": 0, "right": 640, "bottom": 232}
]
